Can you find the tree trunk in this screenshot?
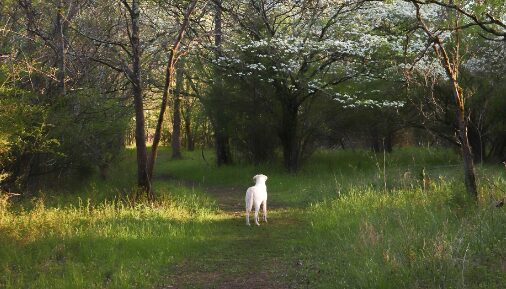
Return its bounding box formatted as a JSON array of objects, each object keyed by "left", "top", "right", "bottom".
[
  {"left": 414, "top": 2, "right": 478, "bottom": 199},
  {"left": 213, "top": 0, "right": 232, "bottom": 166},
  {"left": 55, "top": 0, "right": 66, "bottom": 96},
  {"left": 187, "top": 128, "right": 195, "bottom": 151},
  {"left": 132, "top": 85, "right": 151, "bottom": 194},
  {"left": 437, "top": 42, "right": 478, "bottom": 198},
  {"left": 183, "top": 104, "right": 195, "bottom": 151},
  {"left": 452, "top": 81, "right": 478, "bottom": 198},
  {"left": 467, "top": 124, "right": 484, "bottom": 163},
  {"left": 130, "top": 0, "right": 151, "bottom": 196},
  {"left": 148, "top": 50, "right": 174, "bottom": 180},
  {"left": 171, "top": 61, "right": 183, "bottom": 159},
  {"left": 215, "top": 131, "right": 232, "bottom": 166},
  {"left": 181, "top": 71, "right": 196, "bottom": 151},
  {"left": 147, "top": 0, "right": 197, "bottom": 179},
  {"left": 279, "top": 101, "right": 299, "bottom": 172}
]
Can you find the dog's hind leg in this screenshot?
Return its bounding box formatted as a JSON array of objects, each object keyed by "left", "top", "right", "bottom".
[
  {"left": 245, "top": 189, "right": 253, "bottom": 226},
  {"left": 245, "top": 209, "right": 251, "bottom": 226},
  {"left": 254, "top": 202, "right": 261, "bottom": 226},
  {"left": 262, "top": 200, "right": 267, "bottom": 223},
  {"left": 246, "top": 208, "right": 251, "bottom": 226}
]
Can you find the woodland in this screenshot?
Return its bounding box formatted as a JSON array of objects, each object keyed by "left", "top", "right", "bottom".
[{"left": 0, "top": 1, "right": 505, "bottom": 288}]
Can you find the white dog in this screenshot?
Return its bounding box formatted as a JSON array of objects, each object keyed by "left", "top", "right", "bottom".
[{"left": 245, "top": 174, "right": 268, "bottom": 226}]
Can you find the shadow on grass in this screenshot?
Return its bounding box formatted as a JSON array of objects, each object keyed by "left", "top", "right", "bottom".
[
  {"left": 1, "top": 200, "right": 307, "bottom": 289},
  {"left": 157, "top": 208, "right": 308, "bottom": 289},
  {"left": 0, "top": 214, "right": 212, "bottom": 288}
]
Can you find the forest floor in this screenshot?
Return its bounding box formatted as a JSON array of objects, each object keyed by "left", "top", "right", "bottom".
[
  {"left": 156, "top": 176, "right": 307, "bottom": 289},
  {"left": 1, "top": 148, "right": 505, "bottom": 289},
  {"left": 153, "top": 148, "right": 506, "bottom": 289}
]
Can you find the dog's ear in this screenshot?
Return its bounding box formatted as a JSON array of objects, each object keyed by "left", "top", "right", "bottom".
[
  {"left": 265, "top": 175, "right": 268, "bottom": 181},
  {"left": 252, "top": 175, "right": 257, "bottom": 181}
]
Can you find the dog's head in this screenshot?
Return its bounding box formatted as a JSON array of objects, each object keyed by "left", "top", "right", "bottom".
[{"left": 253, "top": 174, "right": 268, "bottom": 184}]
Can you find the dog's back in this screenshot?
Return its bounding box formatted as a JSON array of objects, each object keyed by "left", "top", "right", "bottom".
[{"left": 245, "top": 184, "right": 266, "bottom": 210}]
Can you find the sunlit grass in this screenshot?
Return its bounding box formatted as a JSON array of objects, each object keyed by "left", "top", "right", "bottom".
[
  {"left": 158, "top": 147, "right": 506, "bottom": 288},
  {"left": 1, "top": 147, "right": 505, "bottom": 288},
  {"left": 159, "top": 147, "right": 501, "bottom": 206},
  {"left": 0, "top": 183, "right": 217, "bottom": 289}
]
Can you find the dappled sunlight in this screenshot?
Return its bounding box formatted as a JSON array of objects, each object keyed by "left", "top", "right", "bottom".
[
  {"left": 2, "top": 148, "right": 506, "bottom": 288},
  {"left": 1, "top": 0, "right": 505, "bottom": 286}
]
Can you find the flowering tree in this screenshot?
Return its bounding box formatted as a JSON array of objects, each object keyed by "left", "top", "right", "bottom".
[{"left": 208, "top": 0, "right": 408, "bottom": 171}]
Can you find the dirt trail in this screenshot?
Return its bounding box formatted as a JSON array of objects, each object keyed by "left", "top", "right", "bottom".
[
  {"left": 156, "top": 175, "right": 305, "bottom": 289},
  {"left": 157, "top": 174, "right": 284, "bottom": 214},
  {"left": 197, "top": 184, "right": 244, "bottom": 214}
]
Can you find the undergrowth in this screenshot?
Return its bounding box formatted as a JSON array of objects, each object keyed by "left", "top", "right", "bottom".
[
  {"left": 1, "top": 147, "right": 504, "bottom": 288},
  {"left": 0, "top": 183, "right": 217, "bottom": 289}
]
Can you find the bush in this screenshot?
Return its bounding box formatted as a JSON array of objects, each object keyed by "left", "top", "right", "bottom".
[{"left": 0, "top": 80, "right": 129, "bottom": 192}]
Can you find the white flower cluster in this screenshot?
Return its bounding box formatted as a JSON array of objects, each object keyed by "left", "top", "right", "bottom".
[
  {"left": 334, "top": 93, "right": 405, "bottom": 109},
  {"left": 307, "top": 80, "right": 323, "bottom": 93},
  {"left": 213, "top": 56, "right": 242, "bottom": 65},
  {"left": 246, "top": 63, "right": 266, "bottom": 71},
  {"left": 464, "top": 43, "right": 506, "bottom": 74},
  {"left": 211, "top": 0, "right": 468, "bottom": 104}
]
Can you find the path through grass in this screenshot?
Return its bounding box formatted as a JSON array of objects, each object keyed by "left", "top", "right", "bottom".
[
  {"left": 155, "top": 177, "right": 308, "bottom": 289},
  {"left": 156, "top": 148, "right": 506, "bottom": 289},
  {"left": 1, "top": 148, "right": 505, "bottom": 289}
]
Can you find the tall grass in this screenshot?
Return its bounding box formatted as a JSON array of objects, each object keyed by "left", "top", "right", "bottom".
[
  {"left": 159, "top": 147, "right": 506, "bottom": 288},
  {"left": 160, "top": 147, "right": 500, "bottom": 206},
  {"left": 0, "top": 184, "right": 218, "bottom": 289},
  {"left": 303, "top": 186, "right": 506, "bottom": 288},
  {"left": 1, "top": 147, "right": 504, "bottom": 288}
]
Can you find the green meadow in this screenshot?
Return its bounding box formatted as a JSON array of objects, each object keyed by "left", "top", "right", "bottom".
[{"left": 1, "top": 148, "right": 505, "bottom": 288}]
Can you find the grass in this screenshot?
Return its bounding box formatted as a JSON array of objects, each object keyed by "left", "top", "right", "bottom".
[
  {"left": 0, "top": 185, "right": 216, "bottom": 289},
  {"left": 305, "top": 188, "right": 506, "bottom": 288},
  {"left": 1, "top": 147, "right": 505, "bottom": 288}
]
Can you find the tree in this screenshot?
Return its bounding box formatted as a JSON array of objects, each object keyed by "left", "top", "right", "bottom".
[
  {"left": 171, "top": 60, "right": 184, "bottom": 159},
  {"left": 125, "top": 0, "right": 152, "bottom": 195},
  {"left": 212, "top": 0, "right": 233, "bottom": 166},
  {"left": 210, "top": 0, "right": 396, "bottom": 171},
  {"left": 146, "top": 0, "right": 198, "bottom": 183},
  {"left": 0, "top": 0, "right": 131, "bottom": 192},
  {"left": 70, "top": 0, "right": 153, "bottom": 195},
  {"left": 400, "top": 0, "right": 506, "bottom": 198}
]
